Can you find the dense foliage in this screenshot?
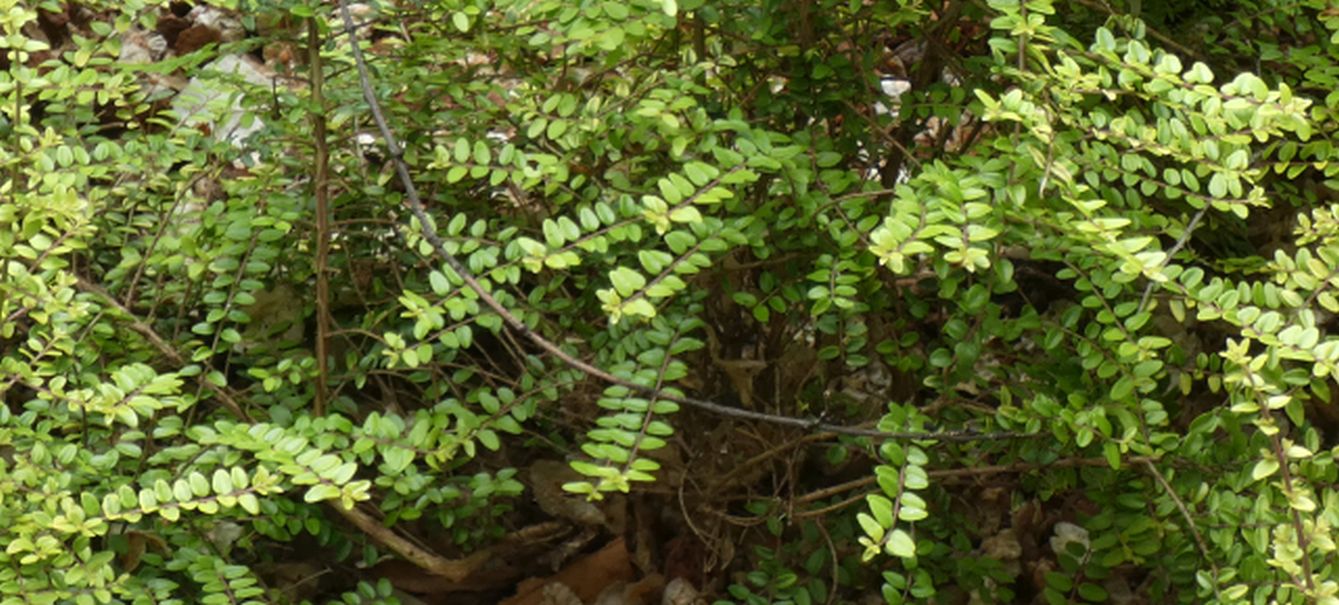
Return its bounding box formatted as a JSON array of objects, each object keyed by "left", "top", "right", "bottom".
[{"left": 6, "top": 0, "right": 1339, "bottom": 603}]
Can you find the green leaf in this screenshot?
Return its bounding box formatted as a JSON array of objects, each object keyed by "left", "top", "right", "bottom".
[
  {"left": 867, "top": 494, "right": 894, "bottom": 527},
  {"left": 189, "top": 472, "right": 210, "bottom": 497},
  {"left": 212, "top": 469, "right": 233, "bottom": 495},
  {"left": 304, "top": 484, "right": 342, "bottom": 503},
  {"left": 1077, "top": 583, "right": 1108, "bottom": 602},
  {"left": 603, "top": 2, "right": 629, "bottom": 19},
  {"left": 609, "top": 267, "right": 647, "bottom": 297},
  {"left": 429, "top": 270, "right": 451, "bottom": 295},
  {"left": 886, "top": 529, "right": 915, "bottom": 558},
  {"left": 1251, "top": 458, "right": 1279, "bottom": 480},
  {"left": 857, "top": 512, "right": 884, "bottom": 541}
]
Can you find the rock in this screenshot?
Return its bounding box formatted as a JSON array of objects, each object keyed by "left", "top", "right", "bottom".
[
  {"left": 118, "top": 29, "right": 168, "bottom": 65},
  {"left": 171, "top": 54, "right": 277, "bottom": 157},
  {"left": 1049, "top": 521, "right": 1090, "bottom": 558},
  {"left": 661, "top": 578, "right": 702, "bottom": 605},
  {"left": 187, "top": 6, "right": 244, "bottom": 42}
]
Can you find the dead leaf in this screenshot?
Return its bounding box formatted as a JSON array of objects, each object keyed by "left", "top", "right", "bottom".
[
  {"left": 155, "top": 14, "right": 190, "bottom": 48},
  {"left": 174, "top": 25, "right": 220, "bottom": 55},
  {"left": 501, "top": 539, "right": 635, "bottom": 605},
  {"left": 118, "top": 530, "right": 168, "bottom": 573},
  {"left": 981, "top": 529, "right": 1021, "bottom": 562}
]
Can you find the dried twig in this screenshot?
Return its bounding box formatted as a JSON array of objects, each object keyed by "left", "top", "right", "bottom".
[
  {"left": 341, "top": 502, "right": 491, "bottom": 581},
  {"left": 790, "top": 454, "right": 1164, "bottom": 509}
]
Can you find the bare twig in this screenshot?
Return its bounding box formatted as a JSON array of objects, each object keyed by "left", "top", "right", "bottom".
[
  {"left": 78, "top": 269, "right": 501, "bottom": 580},
  {"left": 122, "top": 171, "right": 212, "bottom": 309},
  {"left": 713, "top": 431, "right": 838, "bottom": 490},
  {"left": 1069, "top": 0, "right": 1208, "bottom": 63},
  {"left": 1140, "top": 459, "right": 1224, "bottom": 601},
  {"left": 333, "top": 0, "right": 1028, "bottom": 444},
  {"left": 791, "top": 454, "right": 1163, "bottom": 509},
  {"left": 1138, "top": 205, "right": 1208, "bottom": 313}
]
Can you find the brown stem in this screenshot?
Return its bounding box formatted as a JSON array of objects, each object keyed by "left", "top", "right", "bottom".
[
  {"left": 340, "top": 503, "right": 491, "bottom": 581},
  {"left": 309, "top": 16, "right": 332, "bottom": 416},
  {"left": 1272, "top": 430, "right": 1316, "bottom": 591}
]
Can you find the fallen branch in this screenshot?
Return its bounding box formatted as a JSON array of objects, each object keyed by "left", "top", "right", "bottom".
[{"left": 340, "top": 502, "right": 491, "bottom": 581}]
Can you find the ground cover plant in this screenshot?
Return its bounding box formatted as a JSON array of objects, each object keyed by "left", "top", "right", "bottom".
[{"left": 4, "top": 0, "right": 1339, "bottom": 603}]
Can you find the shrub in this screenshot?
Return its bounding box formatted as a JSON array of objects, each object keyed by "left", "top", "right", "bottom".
[{"left": 4, "top": 0, "right": 1339, "bottom": 603}]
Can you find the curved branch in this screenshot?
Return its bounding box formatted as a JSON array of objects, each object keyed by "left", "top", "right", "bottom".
[{"left": 334, "top": 0, "right": 1029, "bottom": 444}]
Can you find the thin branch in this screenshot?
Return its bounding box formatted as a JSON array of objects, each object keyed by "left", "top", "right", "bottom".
[
  {"left": 815, "top": 520, "right": 841, "bottom": 605},
  {"left": 1068, "top": 0, "right": 1208, "bottom": 63},
  {"left": 122, "top": 171, "right": 212, "bottom": 309},
  {"left": 1140, "top": 459, "right": 1224, "bottom": 601},
  {"left": 792, "top": 454, "right": 1163, "bottom": 507},
  {"left": 334, "top": 0, "right": 1028, "bottom": 444},
  {"left": 76, "top": 277, "right": 250, "bottom": 421},
  {"left": 1139, "top": 205, "right": 1208, "bottom": 313}
]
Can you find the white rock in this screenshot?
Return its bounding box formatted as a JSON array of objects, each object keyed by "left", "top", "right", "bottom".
[
  {"left": 874, "top": 78, "right": 911, "bottom": 117},
  {"left": 662, "top": 578, "right": 702, "bottom": 605},
  {"left": 187, "top": 6, "right": 244, "bottom": 42},
  {"left": 1049, "top": 521, "right": 1090, "bottom": 557},
  {"left": 880, "top": 78, "right": 912, "bottom": 98},
  {"left": 172, "top": 55, "right": 276, "bottom": 155},
  {"left": 118, "top": 29, "right": 167, "bottom": 64}
]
